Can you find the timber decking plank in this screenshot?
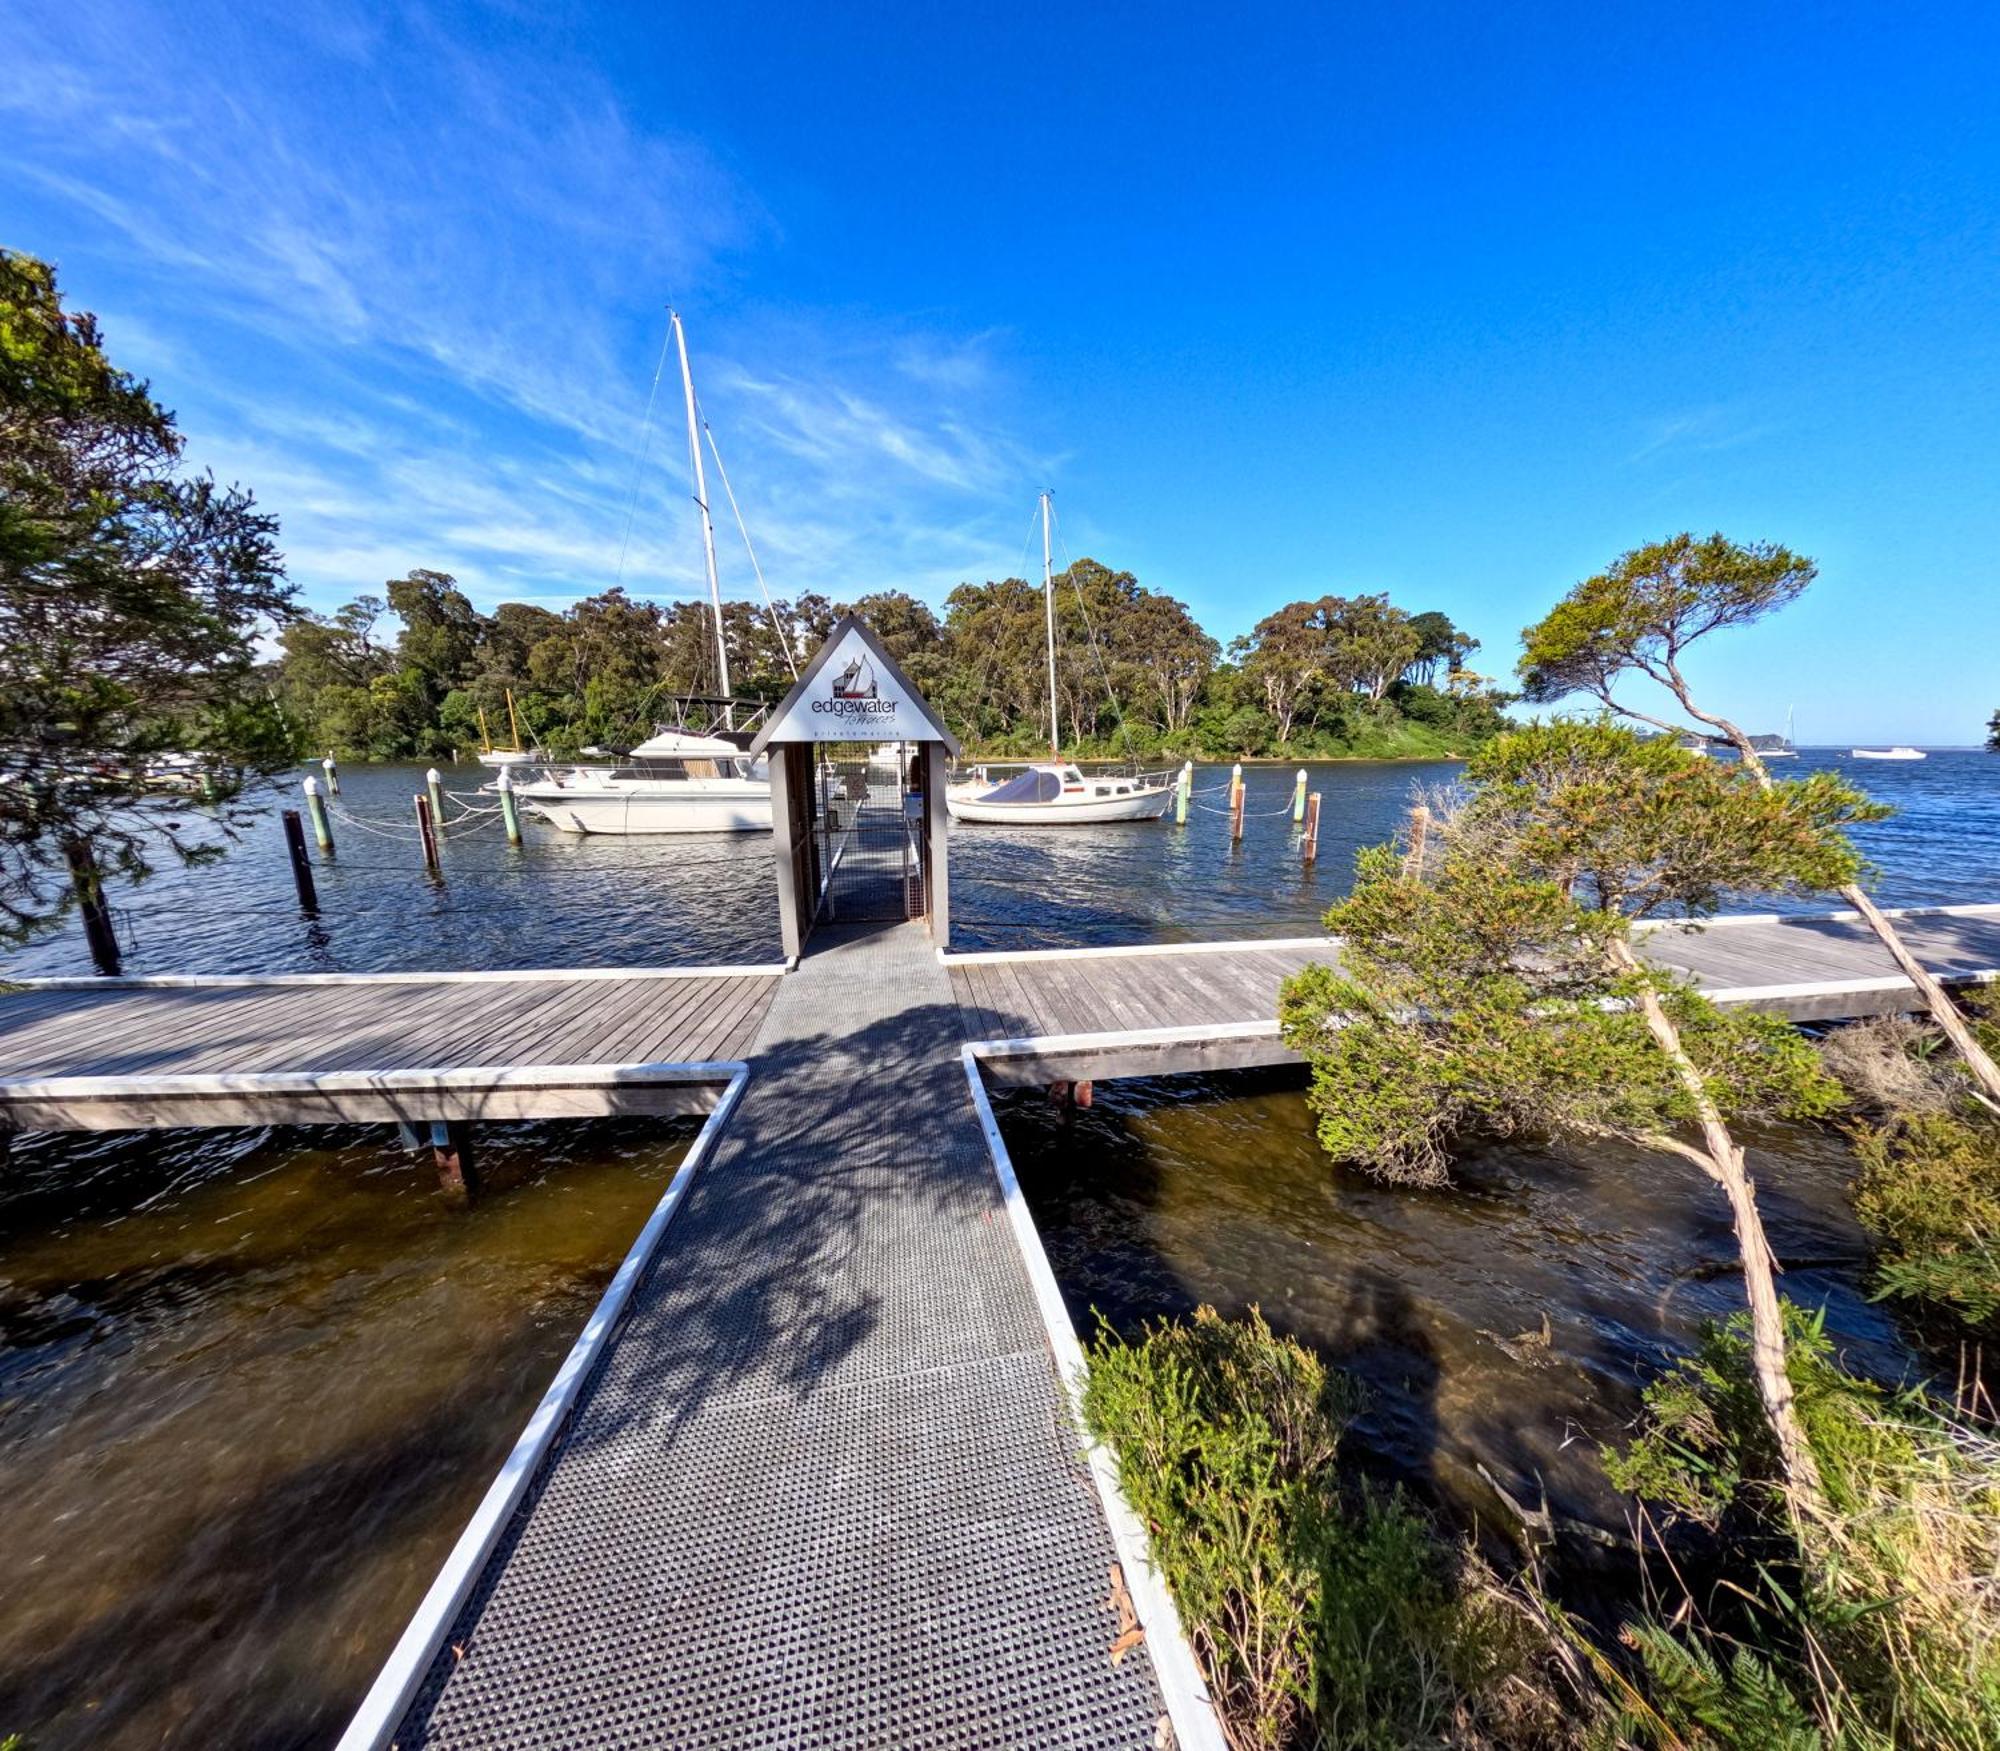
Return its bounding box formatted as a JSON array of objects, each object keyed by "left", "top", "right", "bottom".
[
  {"left": 686, "top": 976, "right": 780, "bottom": 1063},
  {"left": 600, "top": 978, "right": 728, "bottom": 1065}
]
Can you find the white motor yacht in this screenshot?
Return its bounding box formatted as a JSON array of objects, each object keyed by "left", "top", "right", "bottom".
[
  {"left": 515, "top": 730, "right": 772, "bottom": 834},
  {"left": 1851, "top": 746, "right": 1926, "bottom": 761}
]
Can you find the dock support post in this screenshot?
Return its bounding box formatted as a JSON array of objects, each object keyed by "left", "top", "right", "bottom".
[
  {"left": 923, "top": 740, "right": 950, "bottom": 946},
  {"left": 1405, "top": 803, "right": 1431, "bottom": 877},
  {"left": 497, "top": 767, "right": 523, "bottom": 846},
  {"left": 1174, "top": 761, "right": 1192, "bottom": 825},
  {"left": 1229, "top": 764, "right": 1245, "bottom": 842},
  {"left": 63, "top": 837, "right": 121, "bottom": 976},
  {"left": 281, "top": 809, "right": 320, "bottom": 913},
  {"left": 322, "top": 754, "right": 340, "bottom": 795},
  {"left": 414, "top": 794, "right": 443, "bottom": 878},
  {"left": 430, "top": 1120, "right": 478, "bottom": 1199},
  {"left": 1303, "top": 792, "right": 1321, "bottom": 864},
  {"left": 302, "top": 776, "right": 335, "bottom": 854},
  {"left": 426, "top": 767, "right": 448, "bottom": 831},
  {"left": 1292, "top": 767, "right": 1307, "bottom": 823}
]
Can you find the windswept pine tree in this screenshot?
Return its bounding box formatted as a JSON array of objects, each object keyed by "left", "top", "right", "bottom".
[{"left": 0, "top": 249, "right": 295, "bottom": 946}]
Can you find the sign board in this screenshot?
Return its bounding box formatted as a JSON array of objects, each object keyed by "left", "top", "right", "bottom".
[{"left": 749, "top": 616, "right": 961, "bottom": 752}]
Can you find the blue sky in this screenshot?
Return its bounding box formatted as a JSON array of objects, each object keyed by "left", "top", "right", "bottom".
[{"left": 5, "top": 0, "right": 1996, "bottom": 742}]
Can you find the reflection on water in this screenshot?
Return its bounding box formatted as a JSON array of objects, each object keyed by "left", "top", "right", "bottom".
[
  {"left": 7, "top": 751, "right": 1994, "bottom": 976},
  {"left": 0, "top": 1117, "right": 693, "bottom": 1751},
  {"left": 1003, "top": 1071, "right": 1919, "bottom": 1540}
]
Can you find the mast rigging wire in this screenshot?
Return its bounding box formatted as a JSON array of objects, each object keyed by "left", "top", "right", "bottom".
[
  {"left": 702, "top": 415, "right": 798, "bottom": 678},
  {"left": 613, "top": 316, "right": 676, "bottom": 593}
]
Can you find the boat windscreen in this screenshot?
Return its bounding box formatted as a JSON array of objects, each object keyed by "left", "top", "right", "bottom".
[{"left": 976, "top": 768, "right": 1062, "bottom": 803}]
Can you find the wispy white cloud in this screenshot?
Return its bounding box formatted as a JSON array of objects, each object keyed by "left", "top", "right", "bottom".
[
  {"left": 2, "top": 0, "right": 1040, "bottom": 625},
  {"left": 1627, "top": 403, "right": 1780, "bottom": 465}
]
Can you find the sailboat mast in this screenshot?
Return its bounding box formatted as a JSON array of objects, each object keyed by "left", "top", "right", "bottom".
[
  {"left": 1042, "top": 491, "right": 1059, "bottom": 761},
  {"left": 671, "top": 310, "right": 732, "bottom": 727}
]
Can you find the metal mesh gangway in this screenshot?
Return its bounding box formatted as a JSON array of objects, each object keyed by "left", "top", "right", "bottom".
[{"left": 364, "top": 922, "right": 1170, "bottom": 1749}]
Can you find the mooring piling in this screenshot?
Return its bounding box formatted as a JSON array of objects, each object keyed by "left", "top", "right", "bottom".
[
  {"left": 301, "top": 776, "right": 335, "bottom": 854},
  {"left": 281, "top": 809, "right": 320, "bottom": 913},
  {"left": 322, "top": 754, "right": 340, "bottom": 795},
  {"left": 1405, "top": 802, "right": 1431, "bottom": 877},
  {"left": 1303, "top": 792, "right": 1322, "bottom": 864},
  {"left": 497, "top": 767, "right": 523, "bottom": 846},
  {"left": 1292, "top": 768, "right": 1307, "bottom": 823},
  {"left": 1229, "top": 763, "right": 1245, "bottom": 841},
  {"left": 414, "top": 793, "right": 443, "bottom": 878},
  {"left": 62, "top": 837, "right": 121, "bottom": 977},
  {"left": 426, "top": 767, "right": 448, "bottom": 831},
  {"left": 1174, "top": 760, "right": 1192, "bottom": 825}
]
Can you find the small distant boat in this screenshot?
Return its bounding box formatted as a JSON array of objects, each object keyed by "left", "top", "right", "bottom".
[
  {"left": 1760, "top": 707, "right": 1800, "bottom": 758},
  {"left": 1851, "top": 746, "right": 1926, "bottom": 761},
  {"left": 476, "top": 693, "right": 542, "bottom": 769}
]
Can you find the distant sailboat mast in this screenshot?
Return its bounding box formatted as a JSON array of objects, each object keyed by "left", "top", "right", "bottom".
[
  {"left": 671, "top": 310, "right": 733, "bottom": 729},
  {"left": 1042, "top": 490, "right": 1060, "bottom": 761}
]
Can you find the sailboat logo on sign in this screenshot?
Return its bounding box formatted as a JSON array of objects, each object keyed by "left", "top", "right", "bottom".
[
  {"left": 813, "top": 647, "right": 895, "bottom": 721},
  {"left": 831, "top": 654, "right": 877, "bottom": 701}
]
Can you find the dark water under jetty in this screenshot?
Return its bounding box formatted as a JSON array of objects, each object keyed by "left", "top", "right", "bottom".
[
  {"left": 1002, "top": 1073, "right": 1918, "bottom": 1549},
  {"left": 0, "top": 1119, "right": 691, "bottom": 1751},
  {"left": 5, "top": 749, "right": 1995, "bottom": 977}
]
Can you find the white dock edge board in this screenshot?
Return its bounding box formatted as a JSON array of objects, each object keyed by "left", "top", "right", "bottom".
[
  {"left": 942, "top": 935, "right": 1334, "bottom": 965},
  {"left": 3, "top": 963, "right": 791, "bottom": 990},
  {"left": 1635, "top": 901, "right": 2000, "bottom": 933},
  {"left": 0, "top": 1059, "right": 745, "bottom": 1102},
  {"left": 974, "top": 1018, "right": 1282, "bottom": 1058},
  {"left": 939, "top": 901, "right": 2000, "bottom": 966},
  {"left": 959, "top": 1041, "right": 1229, "bottom": 1751},
  {"left": 1702, "top": 968, "right": 2000, "bottom": 1005},
  {"left": 337, "top": 1065, "right": 751, "bottom": 1751}
]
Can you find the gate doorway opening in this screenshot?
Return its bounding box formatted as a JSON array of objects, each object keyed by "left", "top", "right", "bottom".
[
  {"left": 750, "top": 616, "right": 959, "bottom": 959},
  {"left": 814, "top": 743, "right": 928, "bottom": 923}
]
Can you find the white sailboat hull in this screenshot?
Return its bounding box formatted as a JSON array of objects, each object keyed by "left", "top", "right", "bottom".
[
  {"left": 947, "top": 785, "right": 1172, "bottom": 824},
  {"left": 517, "top": 783, "right": 772, "bottom": 835}
]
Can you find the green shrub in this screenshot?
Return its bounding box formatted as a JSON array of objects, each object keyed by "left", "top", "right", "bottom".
[
  {"left": 1081, "top": 1306, "right": 1583, "bottom": 1750},
  {"left": 1851, "top": 1111, "right": 2000, "bottom": 1329}
]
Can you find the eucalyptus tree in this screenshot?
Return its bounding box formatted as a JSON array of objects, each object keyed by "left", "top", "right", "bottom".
[
  {"left": 0, "top": 248, "right": 295, "bottom": 944},
  {"left": 1520, "top": 533, "right": 2000, "bottom": 1105},
  {"left": 1279, "top": 722, "right": 1885, "bottom": 1520}
]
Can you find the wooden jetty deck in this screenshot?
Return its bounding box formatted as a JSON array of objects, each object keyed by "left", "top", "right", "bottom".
[
  {"left": 0, "top": 966, "right": 779, "bottom": 1129},
  {"left": 5, "top": 898, "right": 1999, "bottom": 1748},
  {"left": 948, "top": 903, "right": 2000, "bottom": 1081}
]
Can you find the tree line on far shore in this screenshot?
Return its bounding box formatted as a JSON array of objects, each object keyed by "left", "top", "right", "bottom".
[{"left": 269, "top": 567, "right": 1511, "bottom": 764}]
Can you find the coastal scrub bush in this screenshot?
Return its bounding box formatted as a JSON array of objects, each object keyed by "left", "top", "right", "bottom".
[
  {"left": 1606, "top": 1304, "right": 2000, "bottom": 1748},
  {"left": 1817, "top": 1015, "right": 2000, "bottom": 1332},
  {"left": 1851, "top": 1112, "right": 2000, "bottom": 1330},
  {"left": 1080, "top": 1306, "right": 1585, "bottom": 1750}
]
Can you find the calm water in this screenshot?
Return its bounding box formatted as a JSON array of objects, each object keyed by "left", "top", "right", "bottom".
[
  {"left": 6, "top": 749, "right": 1995, "bottom": 977},
  {"left": 1002, "top": 1074, "right": 1916, "bottom": 1547},
  {"left": 0, "top": 1117, "right": 693, "bottom": 1750}
]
